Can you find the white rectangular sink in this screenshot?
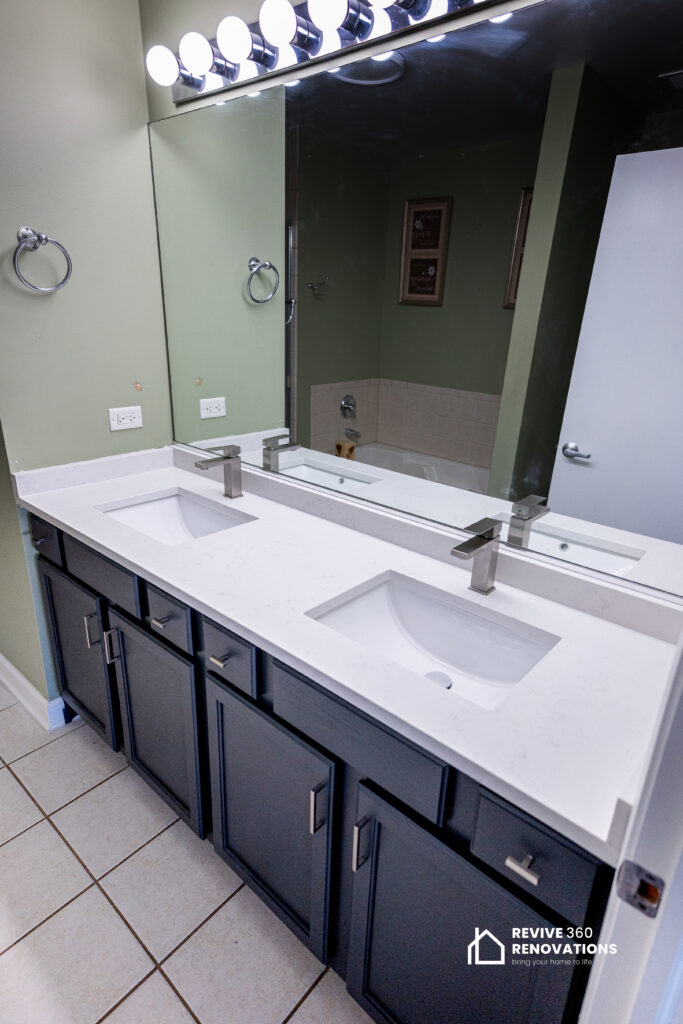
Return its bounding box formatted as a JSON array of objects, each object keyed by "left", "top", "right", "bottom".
[
  {"left": 280, "top": 457, "right": 379, "bottom": 493},
  {"left": 98, "top": 488, "right": 256, "bottom": 546},
  {"left": 307, "top": 572, "right": 560, "bottom": 710},
  {"left": 495, "top": 516, "right": 644, "bottom": 575}
]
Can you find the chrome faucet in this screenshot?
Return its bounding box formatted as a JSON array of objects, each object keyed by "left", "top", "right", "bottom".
[
  {"left": 194, "top": 445, "right": 242, "bottom": 499},
  {"left": 262, "top": 433, "right": 301, "bottom": 472},
  {"left": 451, "top": 518, "right": 502, "bottom": 595},
  {"left": 508, "top": 494, "right": 549, "bottom": 548}
]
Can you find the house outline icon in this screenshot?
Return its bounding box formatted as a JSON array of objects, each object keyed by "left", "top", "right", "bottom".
[{"left": 467, "top": 927, "right": 506, "bottom": 965}]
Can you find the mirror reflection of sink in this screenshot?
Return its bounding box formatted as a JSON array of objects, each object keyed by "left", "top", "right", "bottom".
[
  {"left": 279, "top": 457, "right": 380, "bottom": 493},
  {"left": 98, "top": 488, "right": 257, "bottom": 546},
  {"left": 496, "top": 515, "right": 644, "bottom": 575},
  {"left": 307, "top": 571, "right": 560, "bottom": 710}
]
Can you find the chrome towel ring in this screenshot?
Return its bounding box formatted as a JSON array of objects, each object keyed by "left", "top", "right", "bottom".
[
  {"left": 247, "top": 256, "right": 279, "bottom": 304},
  {"left": 13, "top": 227, "right": 72, "bottom": 293}
]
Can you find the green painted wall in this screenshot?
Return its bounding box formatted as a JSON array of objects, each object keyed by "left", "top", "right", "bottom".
[
  {"left": 378, "top": 138, "right": 541, "bottom": 393},
  {"left": 0, "top": 426, "right": 49, "bottom": 699},
  {"left": 150, "top": 90, "right": 286, "bottom": 444},
  {"left": 296, "top": 131, "right": 388, "bottom": 446},
  {"left": 488, "top": 65, "right": 584, "bottom": 498},
  {"left": 0, "top": 0, "right": 172, "bottom": 698}
]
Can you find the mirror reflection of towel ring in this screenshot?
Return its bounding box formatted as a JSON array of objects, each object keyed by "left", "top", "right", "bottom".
[
  {"left": 13, "top": 227, "right": 72, "bottom": 293},
  {"left": 247, "top": 257, "right": 279, "bottom": 304}
]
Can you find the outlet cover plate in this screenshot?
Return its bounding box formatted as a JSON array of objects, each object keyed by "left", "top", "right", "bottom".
[
  {"left": 200, "top": 397, "right": 226, "bottom": 419},
  {"left": 109, "top": 406, "right": 143, "bottom": 431}
]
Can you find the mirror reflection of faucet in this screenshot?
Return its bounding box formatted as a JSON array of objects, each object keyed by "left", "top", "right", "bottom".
[
  {"left": 262, "top": 434, "right": 301, "bottom": 472},
  {"left": 345, "top": 428, "right": 361, "bottom": 441},
  {"left": 508, "top": 495, "right": 549, "bottom": 548}
]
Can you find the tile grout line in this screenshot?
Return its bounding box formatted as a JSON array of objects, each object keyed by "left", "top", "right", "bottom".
[
  {"left": 0, "top": 881, "right": 98, "bottom": 957},
  {"left": 280, "top": 966, "right": 330, "bottom": 1024},
  {"left": 0, "top": 719, "right": 85, "bottom": 765},
  {"left": 157, "top": 965, "right": 204, "bottom": 1024},
  {"left": 157, "top": 882, "right": 246, "bottom": 966},
  {"left": 0, "top": 815, "right": 47, "bottom": 851},
  {"left": 12, "top": 762, "right": 130, "bottom": 818},
  {"left": 92, "top": 966, "right": 158, "bottom": 1024},
  {"left": 97, "top": 817, "right": 180, "bottom": 881}
]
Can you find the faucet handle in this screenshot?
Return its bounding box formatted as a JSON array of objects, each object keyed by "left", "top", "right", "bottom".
[
  {"left": 511, "top": 494, "right": 547, "bottom": 519},
  {"left": 208, "top": 444, "right": 241, "bottom": 459},
  {"left": 463, "top": 518, "right": 503, "bottom": 539},
  {"left": 263, "top": 434, "right": 289, "bottom": 451}
]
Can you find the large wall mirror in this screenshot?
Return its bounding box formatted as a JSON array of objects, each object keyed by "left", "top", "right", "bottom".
[{"left": 149, "top": 0, "right": 683, "bottom": 597}]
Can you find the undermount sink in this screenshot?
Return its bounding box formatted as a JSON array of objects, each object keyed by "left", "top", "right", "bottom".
[
  {"left": 280, "top": 457, "right": 379, "bottom": 493},
  {"left": 496, "top": 516, "right": 644, "bottom": 575},
  {"left": 98, "top": 487, "right": 256, "bottom": 546},
  {"left": 307, "top": 572, "right": 560, "bottom": 710}
]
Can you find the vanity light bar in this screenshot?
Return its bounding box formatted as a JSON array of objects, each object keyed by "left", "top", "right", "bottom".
[{"left": 146, "top": 0, "right": 515, "bottom": 103}]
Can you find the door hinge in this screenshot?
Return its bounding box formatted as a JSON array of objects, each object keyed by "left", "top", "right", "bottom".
[{"left": 616, "top": 860, "right": 665, "bottom": 918}]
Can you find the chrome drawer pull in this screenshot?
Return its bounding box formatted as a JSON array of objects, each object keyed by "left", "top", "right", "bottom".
[
  {"left": 309, "top": 781, "right": 327, "bottom": 835},
  {"left": 103, "top": 629, "right": 120, "bottom": 665},
  {"left": 209, "top": 654, "right": 231, "bottom": 669},
  {"left": 83, "top": 613, "right": 100, "bottom": 649},
  {"left": 151, "top": 616, "right": 172, "bottom": 629},
  {"left": 505, "top": 853, "right": 540, "bottom": 886}
]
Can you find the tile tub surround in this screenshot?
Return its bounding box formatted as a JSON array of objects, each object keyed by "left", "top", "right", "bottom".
[
  {"left": 309, "top": 378, "right": 500, "bottom": 468},
  {"left": 0, "top": 707, "right": 371, "bottom": 1024},
  {"left": 13, "top": 447, "right": 683, "bottom": 862}
]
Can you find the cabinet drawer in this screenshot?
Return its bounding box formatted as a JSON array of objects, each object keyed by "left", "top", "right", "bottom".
[
  {"left": 271, "top": 661, "right": 448, "bottom": 826},
  {"left": 201, "top": 618, "right": 258, "bottom": 698},
  {"left": 146, "top": 584, "right": 194, "bottom": 654},
  {"left": 29, "top": 514, "right": 63, "bottom": 566},
  {"left": 471, "top": 792, "right": 599, "bottom": 925},
  {"left": 63, "top": 535, "right": 141, "bottom": 618}
]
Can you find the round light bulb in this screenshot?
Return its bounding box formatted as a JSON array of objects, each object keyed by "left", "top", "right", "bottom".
[
  {"left": 368, "top": 0, "right": 395, "bottom": 7},
  {"left": 217, "top": 16, "right": 253, "bottom": 63},
  {"left": 307, "top": 0, "right": 349, "bottom": 33},
  {"left": 259, "top": 0, "right": 297, "bottom": 46},
  {"left": 372, "top": 49, "right": 395, "bottom": 61},
  {"left": 145, "top": 45, "right": 180, "bottom": 87},
  {"left": 178, "top": 32, "right": 214, "bottom": 75},
  {"left": 235, "top": 60, "right": 259, "bottom": 83}
]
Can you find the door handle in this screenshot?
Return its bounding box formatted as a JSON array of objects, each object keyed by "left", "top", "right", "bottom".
[
  {"left": 151, "top": 616, "right": 172, "bottom": 630},
  {"left": 562, "top": 442, "right": 591, "bottom": 460},
  {"left": 309, "top": 781, "right": 328, "bottom": 835},
  {"left": 83, "top": 613, "right": 101, "bottom": 649},
  {"left": 352, "top": 816, "right": 373, "bottom": 872}
]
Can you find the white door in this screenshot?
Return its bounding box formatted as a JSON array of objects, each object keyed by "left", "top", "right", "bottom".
[{"left": 548, "top": 147, "right": 683, "bottom": 545}]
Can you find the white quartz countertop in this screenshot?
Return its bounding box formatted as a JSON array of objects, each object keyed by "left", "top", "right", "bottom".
[{"left": 15, "top": 448, "right": 680, "bottom": 865}]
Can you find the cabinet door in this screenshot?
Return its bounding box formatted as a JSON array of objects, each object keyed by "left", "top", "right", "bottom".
[
  {"left": 348, "top": 785, "right": 575, "bottom": 1024},
  {"left": 207, "top": 676, "right": 335, "bottom": 961},
  {"left": 39, "top": 559, "right": 118, "bottom": 748},
  {"left": 107, "top": 610, "right": 206, "bottom": 837}
]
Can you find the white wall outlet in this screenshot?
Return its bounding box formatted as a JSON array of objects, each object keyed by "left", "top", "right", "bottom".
[
  {"left": 108, "top": 406, "right": 143, "bottom": 431},
  {"left": 200, "top": 396, "right": 226, "bottom": 419}
]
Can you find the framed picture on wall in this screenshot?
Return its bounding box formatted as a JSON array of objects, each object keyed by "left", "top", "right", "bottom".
[
  {"left": 399, "top": 197, "right": 452, "bottom": 306},
  {"left": 504, "top": 187, "right": 534, "bottom": 309}
]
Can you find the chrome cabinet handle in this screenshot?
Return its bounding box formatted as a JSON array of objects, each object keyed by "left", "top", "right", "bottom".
[
  {"left": 309, "top": 782, "right": 328, "bottom": 836},
  {"left": 151, "top": 616, "right": 172, "bottom": 629},
  {"left": 83, "top": 613, "right": 100, "bottom": 649},
  {"left": 562, "top": 442, "right": 591, "bottom": 461},
  {"left": 34, "top": 536, "right": 47, "bottom": 547},
  {"left": 352, "top": 816, "right": 372, "bottom": 873},
  {"left": 103, "top": 629, "right": 120, "bottom": 665},
  {"left": 209, "top": 654, "right": 231, "bottom": 669},
  {"left": 505, "top": 853, "right": 540, "bottom": 886}
]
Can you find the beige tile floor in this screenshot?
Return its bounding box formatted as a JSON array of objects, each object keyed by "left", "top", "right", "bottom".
[{"left": 0, "top": 699, "right": 373, "bottom": 1024}]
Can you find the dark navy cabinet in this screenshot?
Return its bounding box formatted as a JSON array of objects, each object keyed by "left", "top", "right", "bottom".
[
  {"left": 106, "top": 609, "right": 207, "bottom": 837},
  {"left": 206, "top": 675, "right": 335, "bottom": 961},
  {"left": 347, "top": 785, "right": 575, "bottom": 1024},
  {"left": 33, "top": 524, "right": 610, "bottom": 1024},
  {"left": 39, "top": 558, "right": 119, "bottom": 748}
]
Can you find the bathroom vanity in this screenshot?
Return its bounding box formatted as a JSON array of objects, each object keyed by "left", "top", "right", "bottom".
[{"left": 14, "top": 446, "right": 680, "bottom": 1024}]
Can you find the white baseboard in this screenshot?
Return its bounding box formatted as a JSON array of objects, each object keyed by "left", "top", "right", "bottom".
[{"left": 0, "top": 652, "right": 66, "bottom": 730}]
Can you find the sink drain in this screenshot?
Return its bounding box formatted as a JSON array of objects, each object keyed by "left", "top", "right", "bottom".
[{"left": 424, "top": 670, "right": 453, "bottom": 690}]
